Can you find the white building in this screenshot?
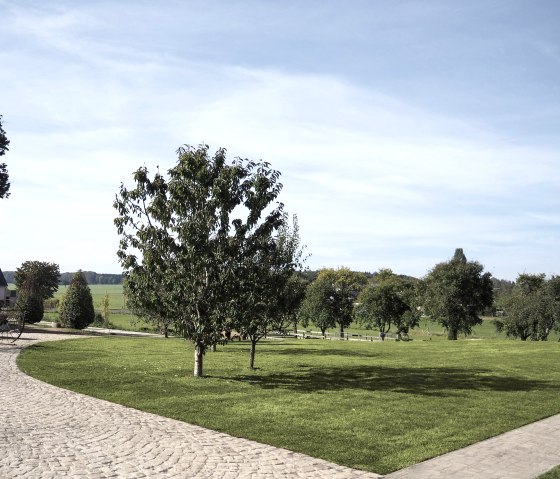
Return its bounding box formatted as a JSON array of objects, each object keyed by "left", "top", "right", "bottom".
[{"left": 0, "top": 269, "right": 16, "bottom": 307}]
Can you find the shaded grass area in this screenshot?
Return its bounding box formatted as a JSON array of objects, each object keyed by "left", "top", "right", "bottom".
[{"left": 18, "top": 337, "right": 560, "bottom": 474}]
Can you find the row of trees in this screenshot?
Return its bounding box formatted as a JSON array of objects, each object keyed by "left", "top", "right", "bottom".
[
  {"left": 3, "top": 270, "right": 124, "bottom": 285},
  {"left": 300, "top": 250, "right": 560, "bottom": 343},
  {"left": 299, "top": 249, "right": 494, "bottom": 341}
]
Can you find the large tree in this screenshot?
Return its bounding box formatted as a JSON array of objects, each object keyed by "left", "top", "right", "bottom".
[
  {"left": 59, "top": 271, "right": 95, "bottom": 329},
  {"left": 495, "top": 273, "right": 558, "bottom": 341},
  {"left": 422, "top": 248, "right": 493, "bottom": 340},
  {"left": 0, "top": 115, "right": 10, "bottom": 199},
  {"left": 114, "top": 144, "right": 285, "bottom": 377},
  {"left": 354, "top": 269, "right": 420, "bottom": 338},
  {"left": 14, "top": 261, "right": 60, "bottom": 323}
]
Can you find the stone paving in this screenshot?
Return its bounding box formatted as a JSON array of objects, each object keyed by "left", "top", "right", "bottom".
[
  {"left": 385, "top": 413, "right": 560, "bottom": 479},
  {"left": 1, "top": 330, "right": 560, "bottom": 478},
  {"left": 0, "top": 331, "right": 381, "bottom": 478}
]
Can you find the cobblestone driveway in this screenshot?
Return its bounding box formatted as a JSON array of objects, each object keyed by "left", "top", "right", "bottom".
[{"left": 0, "top": 331, "right": 381, "bottom": 478}]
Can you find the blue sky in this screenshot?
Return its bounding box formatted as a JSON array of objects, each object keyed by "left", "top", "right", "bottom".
[{"left": 1, "top": 0, "right": 559, "bottom": 279}]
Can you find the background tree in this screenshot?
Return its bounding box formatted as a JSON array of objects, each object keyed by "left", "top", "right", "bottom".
[
  {"left": 14, "top": 261, "right": 60, "bottom": 323},
  {"left": 316, "top": 267, "right": 367, "bottom": 337},
  {"left": 0, "top": 115, "right": 10, "bottom": 199},
  {"left": 59, "top": 271, "right": 95, "bottom": 329},
  {"left": 115, "top": 144, "right": 285, "bottom": 377},
  {"left": 14, "top": 261, "right": 60, "bottom": 300},
  {"left": 284, "top": 273, "right": 309, "bottom": 336},
  {"left": 101, "top": 291, "right": 110, "bottom": 327},
  {"left": 354, "top": 269, "right": 420, "bottom": 338},
  {"left": 231, "top": 214, "right": 306, "bottom": 369},
  {"left": 299, "top": 267, "right": 363, "bottom": 337},
  {"left": 495, "top": 273, "right": 558, "bottom": 340},
  {"left": 422, "top": 248, "right": 493, "bottom": 340},
  {"left": 14, "top": 279, "right": 44, "bottom": 324},
  {"left": 125, "top": 263, "right": 176, "bottom": 339}
]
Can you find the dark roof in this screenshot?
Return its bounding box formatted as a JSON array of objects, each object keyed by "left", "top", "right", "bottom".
[{"left": 0, "top": 269, "right": 8, "bottom": 288}]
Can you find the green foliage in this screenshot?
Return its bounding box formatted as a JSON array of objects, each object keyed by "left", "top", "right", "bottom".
[
  {"left": 283, "top": 272, "right": 309, "bottom": 335},
  {"left": 13, "top": 260, "right": 59, "bottom": 324},
  {"left": 14, "top": 284, "right": 44, "bottom": 324},
  {"left": 59, "top": 271, "right": 95, "bottom": 329},
  {"left": 18, "top": 337, "right": 560, "bottom": 475},
  {"left": 114, "top": 144, "right": 286, "bottom": 376},
  {"left": 423, "top": 248, "right": 493, "bottom": 340},
  {"left": 355, "top": 269, "right": 420, "bottom": 335},
  {"left": 15, "top": 261, "right": 60, "bottom": 301},
  {"left": 538, "top": 465, "right": 560, "bottom": 479},
  {"left": 101, "top": 291, "right": 110, "bottom": 327},
  {"left": 231, "top": 214, "right": 307, "bottom": 368},
  {"left": 299, "top": 267, "right": 360, "bottom": 336},
  {"left": 58, "top": 271, "right": 123, "bottom": 285},
  {"left": 495, "top": 274, "right": 559, "bottom": 340}
]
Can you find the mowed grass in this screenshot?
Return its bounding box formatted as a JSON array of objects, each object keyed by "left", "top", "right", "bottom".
[
  {"left": 539, "top": 466, "right": 560, "bottom": 479},
  {"left": 18, "top": 337, "right": 560, "bottom": 474}
]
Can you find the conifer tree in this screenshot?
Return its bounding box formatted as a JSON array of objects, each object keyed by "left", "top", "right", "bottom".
[{"left": 59, "top": 271, "right": 95, "bottom": 329}]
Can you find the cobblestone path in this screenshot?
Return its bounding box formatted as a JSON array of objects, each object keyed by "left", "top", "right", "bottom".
[
  {"left": 2, "top": 330, "right": 559, "bottom": 478},
  {"left": 0, "top": 331, "right": 381, "bottom": 478}
]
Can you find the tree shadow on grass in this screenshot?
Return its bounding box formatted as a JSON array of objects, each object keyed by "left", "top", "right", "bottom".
[
  {"left": 259, "top": 346, "right": 381, "bottom": 358},
  {"left": 223, "top": 365, "right": 556, "bottom": 397}
]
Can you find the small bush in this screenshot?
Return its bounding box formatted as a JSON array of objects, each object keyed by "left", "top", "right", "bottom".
[
  {"left": 59, "top": 271, "right": 95, "bottom": 329},
  {"left": 90, "top": 311, "right": 116, "bottom": 329}
]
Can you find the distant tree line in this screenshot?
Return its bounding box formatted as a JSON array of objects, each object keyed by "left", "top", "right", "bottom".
[
  {"left": 3, "top": 271, "right": 123, "bottom": 285},
  {"left": 59, "top": 271, "right": 123, "bottom": 285}
]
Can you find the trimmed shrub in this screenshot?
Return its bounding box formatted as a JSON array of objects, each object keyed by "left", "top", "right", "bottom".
[{"left": 59, "top": 271, "right": 95, "bottom": 329}]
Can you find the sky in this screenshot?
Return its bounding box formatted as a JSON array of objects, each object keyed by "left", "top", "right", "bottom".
[{"left": 1, "top": 0, "right": 559, "bottom": 280}]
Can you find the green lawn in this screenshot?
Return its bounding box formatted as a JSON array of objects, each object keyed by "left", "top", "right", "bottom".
[
  {"left": 18, "top": 337, "right": 560, "bottom": 474},
  {"left": 537, "top": 466, "right": 560, "bottom": 479},
  {"left": 539, "top": 466, "right": 560, "bottom": 479}
]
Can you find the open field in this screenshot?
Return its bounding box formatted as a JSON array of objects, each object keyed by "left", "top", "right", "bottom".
[
  {"left": 54, "top": 284, "right": 127, "bottom": 310},
  {"left": 18, "top": 336, "right": 560, "bottom": 474}
]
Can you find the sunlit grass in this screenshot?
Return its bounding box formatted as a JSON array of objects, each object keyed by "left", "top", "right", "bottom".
[{"left": 18, "top": 336, "right": 560, "bottom": 474}]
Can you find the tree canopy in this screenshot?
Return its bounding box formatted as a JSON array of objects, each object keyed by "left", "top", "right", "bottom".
[
  {"left": 114, "top": 144, "right": 286, "bottom": 377},
  {"left": 354, "top": 269, "right": 420, "bottom": 336},
  {"left": 299, "top": 267, "right": 365, "bottom": 337},
  {"left": 14, "top": 261, "right": 60, "bottom": 301},
  {"left": 422, "top": 248, "right": 493, "bottom": 340},
  {"left": 0, "top": 115, "right": 11, "bottom": 199},
  {"left": 495, "top": 273, "right": 560, "bottom": 340}
]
